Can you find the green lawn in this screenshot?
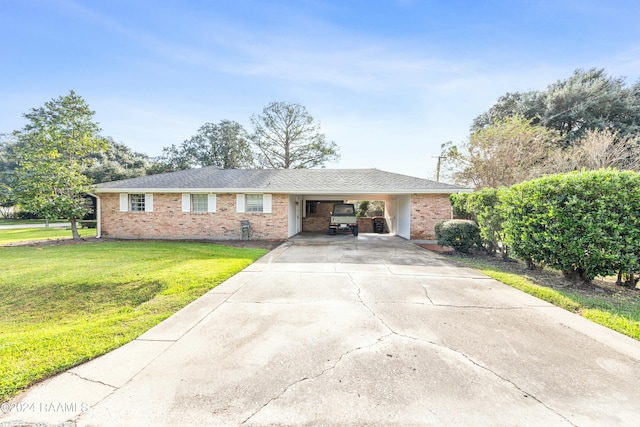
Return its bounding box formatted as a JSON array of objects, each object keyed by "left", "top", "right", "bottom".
[
  {"left": 0, "top": 227, "right": 96, "bottom": 244},
  {"left": 453, "top": 256, "right": 640, "bottom": 341},
  {"left": 0, "top": 241, "right": 267, "bottom": 402}
]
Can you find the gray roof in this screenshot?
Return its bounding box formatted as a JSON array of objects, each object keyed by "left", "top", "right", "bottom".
[{"left": 96, "top": 167, "right": 465, "bottom": 194}]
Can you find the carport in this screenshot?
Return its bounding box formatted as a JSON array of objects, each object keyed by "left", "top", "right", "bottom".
[{"left": 287, "top": 193, "right": 412, "bottom": 239}]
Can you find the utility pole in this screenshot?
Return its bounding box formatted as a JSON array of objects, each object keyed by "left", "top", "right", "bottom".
[{"left": 432, "top": 155, "right": 446, "bottom": 182}]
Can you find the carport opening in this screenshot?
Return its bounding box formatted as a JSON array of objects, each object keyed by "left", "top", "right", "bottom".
[{"left": 302, "top": 199, "right": 389, "bottom": 234}]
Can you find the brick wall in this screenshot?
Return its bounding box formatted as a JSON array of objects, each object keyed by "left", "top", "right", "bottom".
[
  {"left": 99, "top": 193, "right": 289, "bottom": 240},
  {"left": 302, "top": 201, "right": 332, "bottom": 232},
  {"left": 301, "top": 201, "right": 387, "bottom": 234},
  {"left": 410, "top": 193, "right": 453, "bottom": 240}
]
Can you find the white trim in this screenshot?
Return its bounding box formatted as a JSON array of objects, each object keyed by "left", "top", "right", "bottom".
[
  {"left": 182, "top": 194, "right": 190, "bottom": 212},
  {"left": 263, "top": 193, "right": 272, "bottom": 214},
  {"left": 208, "top": 194, "right": 216, "bottom": 213},
  {"left": 145, "top": 194, "right": 154, "bottom": 212},
  {"left": 119, "top": 193, "right": 128, "bottom": 212},
  {"left": 236, "top": 194, "right": 245, "bottom": 213}
]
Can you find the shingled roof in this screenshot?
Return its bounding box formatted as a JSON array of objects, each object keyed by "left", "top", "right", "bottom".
[{"left": 96, "top": 167, "right": 465, "bottom": 194}]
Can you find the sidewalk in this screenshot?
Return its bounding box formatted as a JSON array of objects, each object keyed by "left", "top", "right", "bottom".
[{"left": 0, "top": 223, "right": 71, "bottom": 230}]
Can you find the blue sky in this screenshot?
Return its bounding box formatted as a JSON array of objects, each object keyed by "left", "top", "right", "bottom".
[{"left": 2, "top": 0, "right": 639, "bottom": 179}]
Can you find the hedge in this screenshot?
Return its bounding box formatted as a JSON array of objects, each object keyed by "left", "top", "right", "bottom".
[{"left": 501, "top": 169, "right": 640, "bottom": 283}]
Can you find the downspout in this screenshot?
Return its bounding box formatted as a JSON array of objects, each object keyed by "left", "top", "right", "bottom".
[{"left": 87, "top": 192, "right": 101, "bottom": 238}]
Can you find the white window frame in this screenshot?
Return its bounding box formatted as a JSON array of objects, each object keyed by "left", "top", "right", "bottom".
[
  {"left": 182, "top": 193, "right": 216, "bottom": 213},
  {"left": 129, "top": 194, "right": 146, "bottom": 212},
  {"left": 245, "top": 194, "right": 264, "bottom": 213},
  {"left": 120, "top": 193, "right": 153, "bottom": 212},
  {"left": 236, "top": 193, "right": 272, "bottom": 214},
  {"left": 191, "top": 194, "right": 208, "bottom": 212}
]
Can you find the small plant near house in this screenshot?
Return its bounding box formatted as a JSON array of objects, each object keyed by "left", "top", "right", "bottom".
[{"left": 436, "top": 219, "right": 482, "bottom": 253}]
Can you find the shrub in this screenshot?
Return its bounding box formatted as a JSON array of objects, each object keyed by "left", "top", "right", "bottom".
[
  {"left": 501, "top": 169, "right": 640, "bottom": 283},
  {"left": 450, "top": 193, "right": 473, "bottom": 220},
  {"left": 357, "top": 200, "right": 370, "bottom": 217},
  {"left": 436, "top": 219, "right": 482, "bottom": 253},
  {"left": 466, "top": 187, "right": 507, "bottom": 256}
]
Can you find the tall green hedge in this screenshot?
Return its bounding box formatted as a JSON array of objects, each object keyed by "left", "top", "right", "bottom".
[{"left": 501, "top": 169, "right": 640, "bottom": 282}]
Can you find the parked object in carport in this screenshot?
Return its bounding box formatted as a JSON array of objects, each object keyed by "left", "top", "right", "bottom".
[{"left": 329, "top": 203, "right": 358, "bottom": 236}]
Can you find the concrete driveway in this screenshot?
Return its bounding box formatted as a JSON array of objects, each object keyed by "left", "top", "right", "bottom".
[{"left": 3, "top": 234, "right": 640, "bottom": 426}]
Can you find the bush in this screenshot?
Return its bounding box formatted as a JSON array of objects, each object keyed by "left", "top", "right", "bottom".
[
  {"left": 436, "top": 219, "right": 482, "bottom": 253},
  {"left": 450, "top": 193, "right": 473, "bottom": 220},
  {"left": 466, "top": 187, "right": 507, "bottom": 256},
  {"left": 501, "top": 169, "right": 640, "bottom": 283},
  {"left": 15, "top": 210, "right": 41, "bottom": 220}
]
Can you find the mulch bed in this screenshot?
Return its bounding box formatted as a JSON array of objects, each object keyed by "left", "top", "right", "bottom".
[{"left": 417, "top": 244, "right": 454, "bottom": 253}]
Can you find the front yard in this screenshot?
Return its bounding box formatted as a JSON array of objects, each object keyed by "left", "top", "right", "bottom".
[{"left": 0, "top": 240, "right": 270, "bottom": 402}]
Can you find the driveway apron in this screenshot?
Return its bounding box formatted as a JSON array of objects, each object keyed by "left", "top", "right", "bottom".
[{"left": 3, "top": 234, "right": 640, "bottom": 426}]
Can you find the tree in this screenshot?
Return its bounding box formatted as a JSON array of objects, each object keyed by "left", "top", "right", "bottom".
[
  {"left": 0, "top": 133, "right": 17, "bottom": 217},
  {"left": 473, "top": 68, "right": 640, "bottom": 145},
  {"left": 84, "top": 137, "right": 155, "bottom": 183},
  {"left": 157, "top": 120, "right": 253, "bottom": 171},
  {"left": 547, "top": 129, "right": 640, "bottom": 173},
  {"left": 443, "top": 115, "right": 561, "bottom": 189},
  {"left": 11, "top": 90, "right": 106, "bottom": 239},
  {"left": 250, "top": 101, "right": 339, "bottom": 169}
]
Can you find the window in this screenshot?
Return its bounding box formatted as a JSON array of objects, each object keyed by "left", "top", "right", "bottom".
[
  {"left": 245, "top": 194, "right": 263, "bottom": 213},
  {"left": 306, "top": 202, "right": 318, "bottom": 215},
  {"left": 236, "top": 193, "right": 271, "bottom": 213},
  {"left": 129, "top": 194, "right": 146, "bottom": 212},
  {"left": 191, "top": 194, "right": 208, "bottom": 212},
  {"left": 120, "top": 193, "right": 153, "bottom": 212},
  {"left": 182, "top": 193, "right": 215, "bottom": 213}
]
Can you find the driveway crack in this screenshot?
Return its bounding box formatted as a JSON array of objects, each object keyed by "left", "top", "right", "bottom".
[
  {"left": 239, "top": 332, "right": 393, "bottom": 426},
  {"left": 348, "top": 273, "right": 395, "bottom": 334},
  {"left": 451, "top": 349, "right": 578, "bottom": 426},
  {"left": 67, "top": 371, "right": 116, "bottom": 390},
  {"left": 396, "top": 333, "right": 578, "bottom": 427}
]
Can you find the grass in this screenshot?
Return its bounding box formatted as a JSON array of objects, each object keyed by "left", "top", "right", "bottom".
[
  {"left": 0, "top": 241, "right": 267, "bottom": 402},
  {"left": 452, "top": 255, "right": 640, "bottom": 341},
  {"left": 0, "top": 227, "right": 96, "bottom": 244}
]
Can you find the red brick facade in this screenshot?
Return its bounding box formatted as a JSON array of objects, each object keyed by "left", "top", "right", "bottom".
[
  {"left": 99, "top": 193, "right": 289, "bottom": 240},
  {"left": 409, "top": 193, "right": 453, "bottom": 240},
  {"left": 98, "top": 192, "right": 452, "bottom": 241}
]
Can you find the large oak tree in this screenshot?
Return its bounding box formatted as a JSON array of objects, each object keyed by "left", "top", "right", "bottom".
[
  {"left": 11, "top": 90, "right": 105, "bottom": 239},
  {"left": 157, "top": 120, "right": 253, "bottom": 171}
]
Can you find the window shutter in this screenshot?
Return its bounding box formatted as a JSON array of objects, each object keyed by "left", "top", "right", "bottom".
[
  {"left": 182, "top": 194, "right": 190, "bottom": 212},
  {"left": 236, "top": 194, "right": 245, "bottom": 213},
  {"left": 263, "top": 193, "right": 272, "bottom": 213},
  {"left": 145, "top": 194, "right": 154, "bottom": 212},
  {"left": 120, "top": 193, "right": 128, "bottom": 212},
  {"left": 208, "top": 194, "right": 216, "bottom": 212}
]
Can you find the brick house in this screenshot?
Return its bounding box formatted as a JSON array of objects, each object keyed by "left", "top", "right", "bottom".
[{"left": 94, "top": 167, "right": 466, "bottom": 241}]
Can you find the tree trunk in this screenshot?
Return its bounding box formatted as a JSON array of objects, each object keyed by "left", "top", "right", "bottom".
[
  {"left": 525, "top": 257, "right": 536, "bottom": 270},
  {"left": 69, "top": 217, "right": 80, "bottom": 240}
]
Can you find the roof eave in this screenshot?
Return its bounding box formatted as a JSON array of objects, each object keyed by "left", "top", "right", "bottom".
[{"left": 95, "top": 187, "right": 469, "bottom": 194}]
